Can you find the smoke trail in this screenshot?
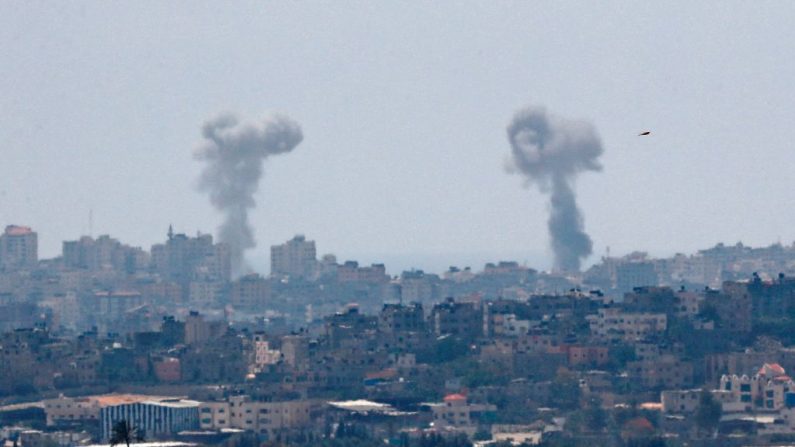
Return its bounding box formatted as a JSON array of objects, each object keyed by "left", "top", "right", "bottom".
[
  {"left": 506, "top": 106, "right": 603, "bottom": 272},
  {"left": 195, "top": 112, "right": 303, "bottom": 276}
]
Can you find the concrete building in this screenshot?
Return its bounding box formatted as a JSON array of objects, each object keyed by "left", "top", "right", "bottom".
[
  {"left": 587, "top": 308, "right": 667, "bottom": 342},
  {"left": 184, "top": 311, "right": 226, "bottom": 345},
  {"left": 252, "top": 334, "right": 281, "bottom": 372},
  {"left": 337, "top": 261, "right": 388, "bottom": 284},
  {"left": 628, "top": 355, "right": 694, "bottom": 389},
  {"left": 281, "top": 335, "right": 310, "bottom": 370},
  {"left": 270, "top": 235, "right": 317, "bottom": 279},
  {"left": 151, "top": 230, "right": 230, "bottom": 284},
  {"left": 661, "top": 389, "right": 735, "bottom": 414},
  {"left": 431, "top": 298, "right": 483, "bottom": 339},
  {"left": 198, "top": 396, "right": 312, "bottom": 438},
  {"left": 0, "top": 225, "right": 37, "bottom": 270},
  {"left": 720, "top": 363, "right": 795, "bottom": 412},
  {"left": 62, "top": 235, "right": 148, "bottom": 273},
  {"left": 429, "top": 394, "right": 496, "bottom": 435},
  {"left": 229, "top": 274, "right": 271, "bottom": 310},
  {"left": 616, "top": 261, "right": 658, "bottom": 293}
]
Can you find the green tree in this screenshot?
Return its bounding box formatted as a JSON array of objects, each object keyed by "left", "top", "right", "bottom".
[
  {"left": 695, "top": 390, "right": 722, "bottom": 437},
  {"left": 110, "top": 420, "right": 144, "bottom": 447}
]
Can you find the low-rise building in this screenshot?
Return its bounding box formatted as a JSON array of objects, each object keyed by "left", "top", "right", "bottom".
[{"left": 198, "top": 395, "right": 313, "bottom": 438}]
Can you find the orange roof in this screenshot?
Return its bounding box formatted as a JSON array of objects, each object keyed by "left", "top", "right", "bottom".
[
  {"left": 623, "top": 417, "right": 654, "bottom": 433},
  {"left": 366, "top": 368, "right": 398, "bottom": 380},
  {"left": 639, "top": 402, "right": 663, "bottom": 411},
  {"left": 759, "top": 363, "right": 786, "bottom": 377},
  {"left": 443, "top": 394, "right": 467, "bottom": 402},
  {"left": 90, "top": 394, "right": 178, "bottom": 407}
]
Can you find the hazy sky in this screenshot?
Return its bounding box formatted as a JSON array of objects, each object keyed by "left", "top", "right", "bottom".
[{"left": 2, "top": 2, "right": 795, "bottom": 274}]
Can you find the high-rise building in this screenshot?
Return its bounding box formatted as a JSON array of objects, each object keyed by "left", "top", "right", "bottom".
[
  {"left": 62, "top": 235, "right": 148, "bottom": 273},
  {"left": 0, "top": 225, "right": 37, "bottom": 270},
  {"left": 616, "top": 261, "right": 658, "bottom": 293},
  {"left": 151, "top": 229, "right": 231, "bottom": 283},
  {"left": 270, "top": 235, "right": 317, "bottom": 279}
]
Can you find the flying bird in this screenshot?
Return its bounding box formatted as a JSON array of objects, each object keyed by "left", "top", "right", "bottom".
[{"left": 638, "top": 131, "right": 651, "bottom": 136}]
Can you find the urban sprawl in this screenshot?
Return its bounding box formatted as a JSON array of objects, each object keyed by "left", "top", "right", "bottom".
[{"left": 3, "top": 225, "right": 795, "bottom": 446}]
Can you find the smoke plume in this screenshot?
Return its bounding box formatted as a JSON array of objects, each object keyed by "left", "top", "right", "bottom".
[
  {"left": 195, "top": 112, "right": 303, "bottom": 276},
  {"left": 506, "top": 106, "right": 603, "bottom": 272}
]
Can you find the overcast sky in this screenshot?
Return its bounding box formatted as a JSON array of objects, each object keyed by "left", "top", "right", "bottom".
[{"left": 2, "top": 1, "right": 795, "bottom": 274}]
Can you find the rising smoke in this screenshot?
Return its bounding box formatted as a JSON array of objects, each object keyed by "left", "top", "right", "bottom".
[
  {"left": 195, "top": 112, "right": 303, "bottom": 276},
  {"left": 506, "top": 106, "right": 604, "bottom": 272}
]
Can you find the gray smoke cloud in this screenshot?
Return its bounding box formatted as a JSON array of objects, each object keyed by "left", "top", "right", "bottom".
[
  {"left": 195, "top": 112, "right": 303, "bottom": 276},
  {"left": 506, "top": 106, "right": 604, "bottom": 272}
]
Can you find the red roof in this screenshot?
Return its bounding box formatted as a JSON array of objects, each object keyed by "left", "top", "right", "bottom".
[
  {"left": 623, "top": 417, "right": 654, "bottom": 433},
  {"left": 365, "top": 368, "right": 397, "bottom": 380},
  {"left": 5, "top": 225, "right": 32, "bottom": 236},
  {"left": 443, "top": 394, "right": 467, "bottom": 402},
  {"left": 759, "top": 363, "right": 786, "bottom": 377}
]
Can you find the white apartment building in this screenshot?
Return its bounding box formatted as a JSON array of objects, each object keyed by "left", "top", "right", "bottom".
[{"left": 719, "top": 363, "right": 795, "bottom": 412}]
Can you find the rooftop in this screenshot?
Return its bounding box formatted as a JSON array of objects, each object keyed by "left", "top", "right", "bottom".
[{"left": 4, "top": 225, "right": 33, "bottom": 236}]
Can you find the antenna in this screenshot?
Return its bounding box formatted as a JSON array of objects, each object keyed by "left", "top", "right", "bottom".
[{"left": 89, "top": 209, "right": 93, "bottom": 237}]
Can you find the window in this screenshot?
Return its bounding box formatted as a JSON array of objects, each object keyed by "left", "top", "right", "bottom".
[
  {"left": 201, "top": 408, "right": 211, "bottom": 413},
  {"left": 740, "top": 384, "right": 751, "bottom": 392}
]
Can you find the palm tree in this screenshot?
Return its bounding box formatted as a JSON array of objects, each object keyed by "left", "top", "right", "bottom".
[{"left": 110, "top": 419, "right": 144, "bottom": 447}]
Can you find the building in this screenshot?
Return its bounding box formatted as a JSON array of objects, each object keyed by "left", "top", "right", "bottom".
[
  {"left": 184, "top": 311, "right": 226, "bottom": 345},
  {"left": 628, "top": 355, "right": 694, "bottom": 389},
  {"left": 337, "top": 261, "right": 389, "bottom": 284},
  {"left": 151, "top": 230, "right": 230, "bottom": 284},
  {"left": 229, "top": 274, "right": 271, "bottom": 310},
  {"left": 429, "top": 394, "right": 496, "bottom": 435},
  {"left": 431, "top": 298, "right": 483, "bottom": 340},
  {"left": 252, "top": 334, "right": 281, "bottom": 372},
  {"left": 270, "top": 235, "right": 317, "bottom": 279},
  {"left": 0, "top": 225, "right": 37, "bottom": 270},
  {"left": 100, "top": 398, "right": 199, "bottom": 440},
  {"left": 280, "top": 334, "right": 310, "bottom": 370},
  {"left": 198, "top": 396, "right": 312, "bottom": 439},
  {"left": 661, "top": 389, "right": 735, "bottom": 414},
  {"left": 719, "top": 363, "right": 795, "bottom": 412},
  {"left": 62, "top": 235, "right": 148, "bottom": 273},
  {"left": 616, "top": 261, "right": 658, "bottom": 293},
  {"left": 93, "top": 291, "right": 144, "bottom": 321},
  {"left": 567, "top": 346, "right": 609, "bottom": 367},
  {"left": 378, "top": 303, "right": 425, "bottom": 334},
  {"left": 44, "top": 394, "right": 198, "bottom": 438},
  {"left": 586, "top": 307, "right": 667, "bottom": 342}
]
